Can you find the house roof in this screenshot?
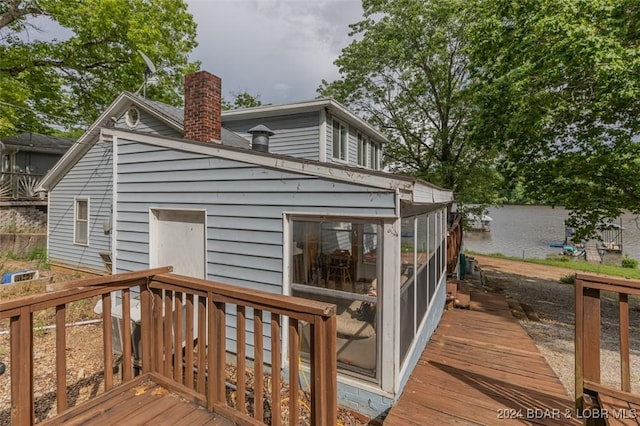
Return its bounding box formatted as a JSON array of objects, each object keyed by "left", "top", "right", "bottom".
[
  {"left": 36, "top": 91, "right": 250, "bottom": 192},
  {"left": 129, "top": 94, "right": 250, "bottom": 149},
  {"left": 222, "top": 97, "right": 390, "bottom": 144},
  {"left": 95, "top": 128, "right": 453, "bottom": 205},
  {"left": 1, "top": 132, "right": 74, "bottom": 154},
  {"left": 37, "top": 92, "right": 451, "bottom": 205}
]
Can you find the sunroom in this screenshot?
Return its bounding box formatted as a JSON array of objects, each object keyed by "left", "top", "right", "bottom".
[{"left": 289, "top": 202, "right": 451, "bottom": 414}]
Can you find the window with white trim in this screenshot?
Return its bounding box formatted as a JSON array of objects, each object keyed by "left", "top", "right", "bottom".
[
  {"left": 369, "top": 141, "right": 380, "bottom": 170},
  {"left": 357, "top": 132, "right": 366, "bottom": 166},
  {"left": 74, "top": 197, "right": 89, "bottom": 245},
  {"left": 332, "top": 118, "right": 348, "bottom": 161}
]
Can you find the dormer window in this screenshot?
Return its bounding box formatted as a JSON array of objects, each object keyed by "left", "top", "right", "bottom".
[
  {"left": 369, "top": 141, "right": 380, "bottom": 170},
  {"left": 357, "top": 132, "right": 369, "bottom": 167},
  {"left": 332, "top": 119, "right": 348, "bottom": 162},
  {"left": 357, "top": 132, "right": 366, "bottom": 166}
]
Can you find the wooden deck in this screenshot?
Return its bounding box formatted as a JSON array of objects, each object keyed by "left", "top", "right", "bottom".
[
  {"left": 41, "top": 374, "right": 234, "bottom": 426},
  {"left": 385, "top": 290, "right": 579, "bottom": 425}
]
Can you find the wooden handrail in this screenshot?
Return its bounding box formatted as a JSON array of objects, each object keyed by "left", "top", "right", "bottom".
[
  {"left": 575, "top": 273, "right": 638, "bottom": 411},
  {"left": 2, "top": 268, "right": 337, "bottom": 425}
]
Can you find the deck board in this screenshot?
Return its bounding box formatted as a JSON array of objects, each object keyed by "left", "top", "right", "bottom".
[
  {"left": 42, "top": 376, "right": 234, "bottom": 426},
  {"left": 598, "top": 393, "right": 640, "bottom": 426},
  {"left": 385, "top": 290, "right": 580, "bottom": 425}
]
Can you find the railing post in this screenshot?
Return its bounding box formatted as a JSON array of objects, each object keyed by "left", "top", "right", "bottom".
[
  {"left": 122, "top": 288, "right": 133, "bottom": 381},
  {"left": 325, "top": 314, "right": 337, "bottom": 425},
  {"left": 583, "top": 287, "right": 601, "bottom": 385},
  {"left": 575, "top": 278, "right": 583, "bottom": 409},
  {"left": 271, "top": 314, "right": 282, "bottom": 426},
  {"left": 11, "top": 307, "right": 33, "bottom": 426},
  {"left": 56, "top": 304, "right": 67, "bottom": 413},
  {"left": 288, "top": 318, "right": 300, "bottom": 426},
  {"left": 619, "top": 293, "right": 630, "bottom": 392},
  {"left": 311, "top": 314, "right": 337, "bottom": 426},
  {"left": 152, "top": 288, "right": 164, "bottom": 374},
  {"left": 140, "top": 283, "right": 152, "bottom": 373},
  {"left": 207, "top": 294, "right": 226, "bottom": 411},
  {"left": 102, "top": 292, "right": 113, "bottom": 390}
]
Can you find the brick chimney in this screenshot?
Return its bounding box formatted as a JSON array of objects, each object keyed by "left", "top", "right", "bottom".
[{"left": 184, "top": 71, "right": 222, "bottom": 142}]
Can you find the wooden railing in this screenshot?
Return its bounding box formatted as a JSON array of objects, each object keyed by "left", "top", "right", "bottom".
[
  {"left": 0, "top": 268, "right": 337, "bottom": 425},
  {"left": 447, "top": 213, "right": 462, "bottom": 275},
  {"left": 575, "top": 273, "right": 640, "bottom": 411},
  {"left": 0, "top": 172, "right": 45, "bottom": 199}
]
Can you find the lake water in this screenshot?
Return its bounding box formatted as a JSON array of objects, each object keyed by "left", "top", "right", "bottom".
[{"left": 463, "top": 205, "right": 640, "bottom": 262}]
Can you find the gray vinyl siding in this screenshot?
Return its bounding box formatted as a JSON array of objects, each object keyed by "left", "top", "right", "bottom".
[
  {"left": 48, "top": 141, "right": 113, "bottom": 273},
  {"left": 116, "top": 108, "right": 181, "bottom": 137},
  {"left": 114, "top": 138, "right": 396, "bottom": 361},
  {"left": 222, "top": 112, "right": 319, "bottom": 160}
]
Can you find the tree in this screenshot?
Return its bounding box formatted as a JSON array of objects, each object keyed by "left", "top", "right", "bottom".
[
  {"left": 319, "top": 0, "right": 501, "bottom": 205},
  {"left": 0, "top": 0, "right": 199, "bottom": 135},
  {"left": 468, "top": 0, "right": 640, "bottom": 238},
  {"left": 221, "top": 90, "right": 263, "bottom": 111}
]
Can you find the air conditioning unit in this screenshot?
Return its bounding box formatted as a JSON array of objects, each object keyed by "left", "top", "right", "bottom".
[
  {"left": 94, "top": 297, "right": 142, "bottom": 361},
  {"left": 95, "top": 294, "right": 199, "bottom": 364}
]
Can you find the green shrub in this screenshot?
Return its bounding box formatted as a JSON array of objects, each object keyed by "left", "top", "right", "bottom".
[
  {"left": 26, "top": 246, "right": 49, "bottom": 268},
  {"left": 559, "top": 273, "right": 576, "bottom": 284},
  {"left": 547, "top": 254, "right": 570, "bottom": 262},
  {"left": 621, "top": 255, "right": 638, "bottom": 269}
]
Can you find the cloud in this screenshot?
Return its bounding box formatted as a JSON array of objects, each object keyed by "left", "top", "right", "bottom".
[{"left": 186, "top": 0, "right": 362, "bottom": 104}]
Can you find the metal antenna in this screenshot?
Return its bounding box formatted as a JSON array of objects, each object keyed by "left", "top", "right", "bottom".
[{"left": 138, "top": 51, "right": 157, "bottom": 98}]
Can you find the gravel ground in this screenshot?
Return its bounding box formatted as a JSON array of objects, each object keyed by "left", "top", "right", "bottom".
[{"left": 479, "top": 267, "right": 640, "bottom": 398}]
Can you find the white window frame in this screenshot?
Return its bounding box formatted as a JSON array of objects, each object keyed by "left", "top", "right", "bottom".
[
  {"left": 357, "top": 132, "right": 367, "bottom": 167},
  {"left": 369, "top": 140, "right": 380, "bottom": 170},
  {"left": 332, "top": 118, "right": 349, "bottom": 162},
  {"left": 74, "top": 196, "right": 90, "bottom": 246}
]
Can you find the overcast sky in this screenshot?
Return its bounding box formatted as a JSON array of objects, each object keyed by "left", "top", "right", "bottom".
[{"left": 185, "top": 0, "right": 364, "bottom": 105}]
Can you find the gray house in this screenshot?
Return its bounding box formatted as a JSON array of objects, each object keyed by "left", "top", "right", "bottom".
[
  {"left": 0, "top": 132, "right": 73, "bottom": 199},
  {"left": 38, "top": 71, "right": 453, "bottom": 417}
]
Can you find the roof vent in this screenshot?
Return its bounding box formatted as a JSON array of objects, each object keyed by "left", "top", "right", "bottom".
[{"left": 248, "top": 125, "right": 274, "bottom": 153}]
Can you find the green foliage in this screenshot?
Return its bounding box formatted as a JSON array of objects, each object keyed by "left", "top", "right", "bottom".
[
  {"left": 467, "top": 0, "right": 640, "bottom": 239},
  {"left": 559, "top": 274, "right": 576, "bottom": 285},
  {"left": 621, "top": 256, "right": 638, "bottom": 269},
  {"left": 222, "top": 90, "right": 263, "bottom": 110},
  {"left": 26, "top": 246, "right": 49, "bottom": 269},
  {"left": 546, "top": 254, "right": 570, "bottom": 263},
  {"left": 0, "top": 0, "right": 199, "bottom": 134},
  {"left": 319, "top": 0, "right": 501, "bottom": 207}
]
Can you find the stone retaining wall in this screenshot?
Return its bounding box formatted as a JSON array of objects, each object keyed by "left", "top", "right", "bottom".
[{"left": 0, "top": 206, "right": 47, "bottom": 233}]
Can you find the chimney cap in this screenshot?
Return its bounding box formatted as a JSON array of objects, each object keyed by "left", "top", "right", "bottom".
[{"left": 248, "top": 124, "right": 274, "bottom": 136}]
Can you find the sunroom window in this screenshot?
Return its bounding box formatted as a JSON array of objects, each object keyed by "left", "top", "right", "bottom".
[
  {"left": 291, "top": 219, "right": 380, "bottom": 380},
  {"left": 399, "top": 210, "right": 445, "bottom": 364}
]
